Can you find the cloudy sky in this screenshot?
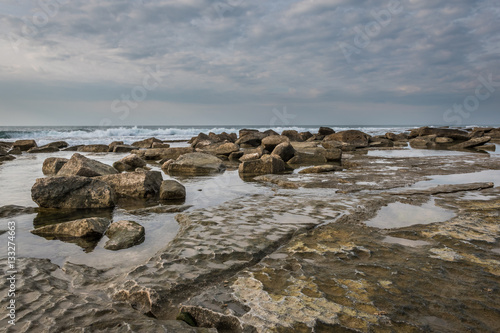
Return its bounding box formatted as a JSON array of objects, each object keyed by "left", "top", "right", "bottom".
[{"left": 1, "top": 0, "right": 499, "bottom": 126}]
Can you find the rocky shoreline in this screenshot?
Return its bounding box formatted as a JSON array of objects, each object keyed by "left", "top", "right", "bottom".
[{"left": 1, "top": 126, "right": 500, "bottom": 332}]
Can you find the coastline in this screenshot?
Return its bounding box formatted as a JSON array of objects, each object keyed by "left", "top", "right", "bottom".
[{"left": 1, "top": 125, "right": 500, "bottom": 332}]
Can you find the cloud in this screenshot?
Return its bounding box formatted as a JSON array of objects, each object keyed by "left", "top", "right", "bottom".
[{"left": 0, "top": 0, "right": 499, "bottom": 125}]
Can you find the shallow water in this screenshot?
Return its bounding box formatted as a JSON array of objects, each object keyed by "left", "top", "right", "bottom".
[
  {"left": 365, "top": 199, "right": 456, "bottom": 229},
  {"left": 382, "top": 236, "right": 431, "bottom": 247},
  {"left": 0, "top": 152, "right": 269, "bottom": 272},
  {"left": 410, "top": 169, "right": 500, "bottom": 188}
]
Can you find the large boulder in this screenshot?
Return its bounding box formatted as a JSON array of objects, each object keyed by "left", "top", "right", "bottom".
[
  {"left": 57, "top": 153, "right": 118, "bottom": 177},
  {"left": 97, "top": 171, "right": 163, "bottom": 199},
  {"left": 238, "top": 155, "right": 286, "bottom": 176},
  {"left": 287, "top": 149, "right": 328, "bottom": 165},
  {"left": 449, "top": 136, "right": 491, "bottom": 150},
  {"left": 409, "top": 127, "right": 469, "bottom": 140},
  {"left": 104, "top": 220, "right": 145, "bottom": 250},
  {"left": 132, "top": 137, "right": 163, "bottom": 148},
  {"left": 281, "top": 130, "right": 303, "bottom": 142},
  {"left": 77, "top": 144, "right": 110, "bottom": 153},
  {"left": 113, "top": 145, "right": 136, "bottom": 153},
  {"left": 318, "top": 127, "right": 335, "bottom": 136},
  {"left": 235, "top": 132, "right": 268, "bottom": 147},
  {"left": 324, "top": 130, "right": 370, "bottom": 148},
  {"left": 199, "top": 142, "right": 240, "bottom": 156},
  {"left": 13, "top": 139, "right": 37, "bottom": 151},
  {"left": 167, "top": 153, "right": 226, "bottom": 176},
  {"left": 45, "top": 141, "right": 69, "bottom": 149},
  {"left": 271, "top": 142, "right": 296, "bottom": 162},
  {"left": 385, "top": 132, "right": 408, "bottom": 141},
  {"left": 113, "top": 154, "right": 146, "bottom": 172},
  {"left": 42, "top": 157, "right": 68, "bottom": 175},
  {"left": 31, "top": 176, "right": 116, "bottom": 209},
  {"left": 108, "top": 141, "right": 124, "bottom": 152},
  {"left": 261, "top": 135, "right": 290, "bottom": 151},
  {"left": 135, "top": 147, "right": 194, "bottom": 161},
  {"left": 160, "top": 180, "right": 186, "bottom": 200},
  {"left": 27, "top": 146, "right": 60, "bottom": 154},
  {"left": 31, "top": 217, "right": 110, "bottom": 238}
]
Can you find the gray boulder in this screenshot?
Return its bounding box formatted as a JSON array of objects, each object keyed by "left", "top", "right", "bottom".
[
  {"left": 104, "top": 220, "right": 145, "bottom": 250},
  {"left": 271, "top": 142, "right": 296, "bottom": 162},
  {"left": 238, "top": 155, "right": 286, "bottom": 176},
  {"left": 57, "top": 153, "right": 118, "bottom": 177},
  {"left": 113, "top": 154, "right": 146, "bottom": 172},
  {"left": 261, "top": 135, "right": 290, "bottom": 151},
  {"left": 42, "top": 157, "right": 68, "bottom": 175},
  {"left": 77, "top": 144, "right": 110, "bottom": 153},
  {"left": 160, "top": 180, "right": 186, "bottom": 200},
  {"left": 13, "top": 139, "right": 37, "bottom": 151},
  {"left": 97, "top": 171, "right": 163, "bottom": 199},
  {"left": 167, "top": 153, "right": 226, "bottom": 176},
  {"left": 31, "top": 217, "right": 110, "bottom": 238},
  {"left": 31, "top": 176, "right": 116, "bottom": 209}
]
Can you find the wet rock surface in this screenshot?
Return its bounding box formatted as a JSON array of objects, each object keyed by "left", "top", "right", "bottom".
[{"left": 2, "top": 129, "right": 500, "bottom": 332}]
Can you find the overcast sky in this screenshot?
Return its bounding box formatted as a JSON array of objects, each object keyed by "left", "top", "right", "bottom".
[{"left": 1, "top": 0, "right": 499, "bottom": 126}]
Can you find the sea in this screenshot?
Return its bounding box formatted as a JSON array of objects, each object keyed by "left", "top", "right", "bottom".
[{"left": 0, "top": 125, "right": 482, "bottom": 146}]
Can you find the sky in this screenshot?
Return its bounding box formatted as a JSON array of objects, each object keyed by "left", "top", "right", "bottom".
[{"left": 0, "top": 0, "right": 499, "bottom": 126}]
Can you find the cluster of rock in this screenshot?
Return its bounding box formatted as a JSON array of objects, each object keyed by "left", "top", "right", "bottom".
[
  {"left": 30, "top": 152, "right": 187, "bottom": 250},
  {"left": 408, "top": 126, "right": 498, "bottom": 151}
]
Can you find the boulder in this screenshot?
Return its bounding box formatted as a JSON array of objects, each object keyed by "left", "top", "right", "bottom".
[
  {"left": 235, "top": 132, "right": 268, "bottom": 147},
  {"left": 104, "top": 220, "right": 145, "bottom": 250},
  {"left": 97, "top": 171, "right": 163, "bottom": 199},
  {"left": 281, "top": 130, "right": 303, "bottom": 142},
  {"left": 77, "top": 144, "right": 110, "bottom": 153},
  {"left": 135, "top": 147, "right": 194, "bottom": 161},
  {"left": 299, "top": 131, "right": 313, "bottom": 141},
  {"left": 42, "top": 157, "right": 69, "bottom": 175},
  {"left": 287, "top": 149, "right": 328, "bottom": 165},
  {"left": 239, "top": 129, "right": 259, "bottom": 137},
  {"left": 209, "top": 132, "right": 236, "bottom": 143},
  {"left": 385, "top": 132, "right": 408, "bottom": 141},
  {"left": 409, "top": 136, "right": 437, "bottom": 149},
  {"left": 152, "top": 142, "right": 171, "bottom": 149},
  {"left": 31, "top": 176, "right": 115, "bottom": 209},
  {"left": 108, "top": 141, "right": 124, "bottom": 152},
  {"left": 298, "top": 165, "right": 342, "bottom": 174},
  {"left": 474, "top": 144, "right": 496, "bottom": 151},
  {"left": 113, "top": 145, "right": 136, "bottom": 153},
  {"left": 31, "top": 217, "right": 110, "bottom": 238},
  {"left": 190, "top": 133, "right": 212, "bottom": 147},
  {"left": 409, "top": 127, "right": 469, "bottom": 140},
  {"left": 167, "top": 153, "right": 226, "bottom": 176},
  {"left": 57, "top": 153, "right": 118, "bottom": 177},
  {"left": 261, "top": 135, "right": 290, "bottom": 151},
  {"left": 263, "top": 129, "right": 280, "bottom": 136},
  {"left": 486, "top": 128, "right": 500, "bottom": 138},
  {"left": 324, "top": 130, "right": 370, "bottom": 148},
  {"left": 368, "top": 138, "right": 394, "bottom": 148},
  {"left": 132, "top": 137, "right": 163, "bottom": 149},
  {"left": 200, "top": 142, "right": 239, "bottom": 156},
  {"left": 27, "top": 146, "right": 60, "bottom": 154},
  {"left": 228, "top": 151, "right": 244, "bottom": 161},
  {"left": 240, "top": 153, "right": 260, "bottom": 162},
  {"left": 62, "top": 145, "right": 83, "bottom": 151},
  {"left": 44, "top": 141, "right": 69, "bottom": 149},
  {"left": 13, "top": 139, "right": 37, "bottom": 151},
  {"left": 271, "top": 142, "right": 296, "bottom": 162},
  {"left": 238, "top": 155, "right": 286, "bottom": 176},
  {"left": 324, "top": 148, "right": 342, "bottom": 161},
  {"left": 113, "top": 154, "right": 146, "bottom": 172},
  {"left": 318, "top": 127, "right": 335, "bottom": 136},
  {"left": 0, "top": 155, "right": 16, "bottom": 163},
  {"left": 449, "top": 136, "right": 491, "bottom": 150},
  {"left": 160, "top": 180, "right": 186, "bottom": 200}
]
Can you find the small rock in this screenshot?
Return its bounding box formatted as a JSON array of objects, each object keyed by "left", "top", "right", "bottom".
[
  {"left": 104, "top": 220, "right": 145, "bottom": 250},
  {"left": 298, "top": 165, "right": 341, "bottom": 174},
  {"left": 31, "top": 217, "right": 110, "bottom": 238},
  {"left": 160, "top": 180, "right": 186, "bottom": 200}
]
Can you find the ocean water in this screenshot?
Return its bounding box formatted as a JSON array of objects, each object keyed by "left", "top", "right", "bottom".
[{"left": 0, "top": 125, "right": 421, "bottom": 146}]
